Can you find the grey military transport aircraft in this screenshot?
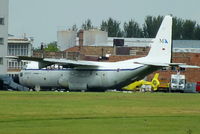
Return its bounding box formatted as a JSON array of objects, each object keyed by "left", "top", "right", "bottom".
[{"left": 7, "top": 15, "right": 199, "bottom": 91}]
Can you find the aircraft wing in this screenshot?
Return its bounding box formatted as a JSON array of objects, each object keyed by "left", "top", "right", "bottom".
[
  {"left": 6, "top": 56, "right": 101, "bottom": 68},
  {"left": 134, "top": 61, "right": 200, "bottom": 68},
  {"left": 6, "top": 56, "right": 53, "bottom": 68},
  {"left": 6, "top": 56, "right": 44, "bottom": 62},
  {"left": 44, "top": 58, "right": 101, "bottom": 67}
]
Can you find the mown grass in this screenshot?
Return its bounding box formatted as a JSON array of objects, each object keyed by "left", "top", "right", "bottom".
[{"left": 0, "top": 91, "right": 200, "bottom": 134}]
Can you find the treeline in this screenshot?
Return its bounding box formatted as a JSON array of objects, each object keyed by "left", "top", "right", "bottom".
[{"left": 71, "top": 16, "right": 200, "bottom": 40}]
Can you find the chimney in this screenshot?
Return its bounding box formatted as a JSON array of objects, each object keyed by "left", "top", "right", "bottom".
[{"left": 79, "top": 30, "right": 84, "bottom": 48}]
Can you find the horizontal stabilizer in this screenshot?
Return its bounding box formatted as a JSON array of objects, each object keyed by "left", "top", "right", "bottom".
[
  {"left": 135, "top": 62, "right": 200, "bottom": 68},
  {"left": 134, "top": 62, "right": 169, "bottom": 67},
  {"left": 175, "top": 64, "right": 200, "bottom": 68}
]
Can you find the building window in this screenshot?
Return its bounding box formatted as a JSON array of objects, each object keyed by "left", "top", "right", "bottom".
[
  {"left": 8, "top": 60, "right": 28, "bottom": 69},
  {"left": 0, "top": 38, "right": 4, "bottom": 45},
  {"left": 8, "top": 44, "right": 29, "bottom": 56},
  {"left": 0, "top": 58, "right": 3, "bottom": 65},
  {"left": 0, "top": 18, "right": 4, "bottom": 25}
]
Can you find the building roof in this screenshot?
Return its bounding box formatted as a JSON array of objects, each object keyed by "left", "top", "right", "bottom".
[
  {"left": 8, "top": 37, "right": 32, "bottom": 44},
  {"left": 63, "top": 46, "right": 80, "bottom": 52},
  {"left": 173, "top": 40, "right": 200, "bottom": 48},
  {"left": 108, "top": 38, "right": 200, "bottom": 48},
  {"left": 107, "top": 37, "right": 153, "bottom": 47}
]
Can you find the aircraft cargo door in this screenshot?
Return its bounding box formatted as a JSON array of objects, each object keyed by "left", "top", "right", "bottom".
[{"left": 68, "top": 70, "right": 90, "bottom": 91}]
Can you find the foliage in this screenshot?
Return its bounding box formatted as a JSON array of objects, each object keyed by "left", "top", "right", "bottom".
[
  {"left": 182, "top": 20, "right": 196, "bottom": 40},
  {"left": 143, "top": 16, "right": 164, "bottom": 38},
  {"left": 172, "top": 17, "right": 184, "bottom": 39},
  {"left": 101, "top": 18, "right": 123, "bottom": 37},
  {"left": 71, "top": 24, "right": 78, "bottom": 31},
  {"left": 32, "top": 46, "right": 42, "bottom": 51},
  {"left": 82, "top": 19, "right": 93, "bottom": 30},
  {"left": 41, "top": 16, "right": 200, "bottom": 47},
  {"left": 44, "top": 41, "right": 60, "bottom": 52},
  {"left": 78, "top": 16, "right": 200, "bottom": 40},
  {"left": 124, "top": 20, "right": 143, "bottom": 38},
  {"left": 195, "top": 24, "right": 200, "bottom": 40}
]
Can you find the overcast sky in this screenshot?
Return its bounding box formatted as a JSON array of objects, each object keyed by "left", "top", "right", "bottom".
[{"left": 9, "top": 0, "right": 200, "bottom": 47}]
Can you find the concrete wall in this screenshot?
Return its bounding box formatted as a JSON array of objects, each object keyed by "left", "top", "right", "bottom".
[
  {"left": 0, "top": 0, "right": 8, "bottom": 74},
  {"left": 57, "top": 30, "right": 76, "bottom": 51},
  {"left": 83, "top": 30, "right": 107, "bottom": 46}
]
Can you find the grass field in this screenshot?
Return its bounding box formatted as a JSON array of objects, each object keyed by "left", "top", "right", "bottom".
[{"left": 0, "top": 91, "right": 200, "bottom": 134}]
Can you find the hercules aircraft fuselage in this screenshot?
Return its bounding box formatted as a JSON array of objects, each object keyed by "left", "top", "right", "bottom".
[
  {"left": 13, "top": 15, "right": 184, "bottom": 91},
  {"left": 19, "top": 61, "right": 160, "bottom": 90}
]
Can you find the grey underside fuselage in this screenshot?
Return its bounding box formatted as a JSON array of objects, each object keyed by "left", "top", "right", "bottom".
[{"left": 19, "top": 65, "right": 160, "bottom": 91}]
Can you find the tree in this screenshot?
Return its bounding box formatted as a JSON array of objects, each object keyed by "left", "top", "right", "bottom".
[
  {"left": 172, "top": 17, "right": 184, "bottom": 39},
  {"left": 124, "top": 20, "right": 142, "bottom": 38},
  {"left": 72, "top": 24, "right": 78, "bottom": 31},
  {"left": 82, "top": 19, "right": 93, "bottom": 30},
  {"left": 143, "top": 16, "right": 163, "bottom": 38},
  {"left": 100, "top": 18, "right": 123, "bottom": 37},
  {"left": 182, "top": 20, "right": 196, "bottom": 40},
  {"left": 68, "top": 24, "right": 78, "bottom": 31},
  {"left": 194, "top": 24, "right": 200, "bottom": 40},
  {"left": 44, "top": 41, "right": 60, "bottom": 52}
]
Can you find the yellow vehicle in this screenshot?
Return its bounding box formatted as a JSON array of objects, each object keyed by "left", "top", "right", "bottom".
[
  {"left": 158, "top": 81, "right": 170, "bottom": 91},
  {"left": 123, "top": 73, "right": 162, "bottom": 91}
]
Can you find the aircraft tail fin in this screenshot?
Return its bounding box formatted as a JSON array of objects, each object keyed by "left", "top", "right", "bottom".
[{"left": 145, "top": 15, "right": 172, "bottom": 64}]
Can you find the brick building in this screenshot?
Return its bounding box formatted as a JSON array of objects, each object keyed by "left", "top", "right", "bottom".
[
  {"left": 149, "top": 53, "right": 200, "bottom": 83},
  {"left": 66, "top": 46, "right": 200, "bottom": 83},
  {"left": 33, "top": 39, "right": 200, "bottom": 83}
]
